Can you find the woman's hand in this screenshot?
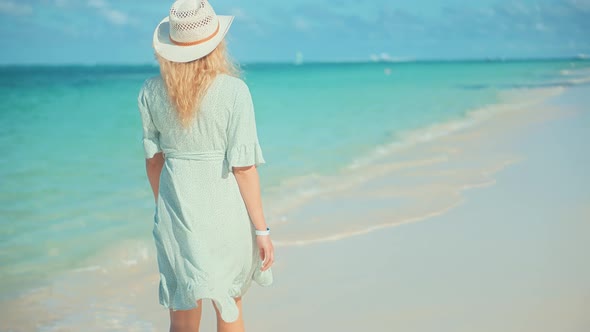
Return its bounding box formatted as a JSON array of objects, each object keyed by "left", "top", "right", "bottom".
[
  {"left": 256, "top": 235, "right": 274, "bottom": 271},
  {"left": 145, "top": 152, "right": 165, "bottom": 203}
]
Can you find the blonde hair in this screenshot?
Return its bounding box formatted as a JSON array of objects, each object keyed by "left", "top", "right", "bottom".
[{"left": 155, "top": 40, "right": 240, "bottom": 128}]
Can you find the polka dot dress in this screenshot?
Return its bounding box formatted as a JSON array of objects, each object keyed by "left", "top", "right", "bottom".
[{"left": 137, "top": 73, "right": 273, "bottom": 323}]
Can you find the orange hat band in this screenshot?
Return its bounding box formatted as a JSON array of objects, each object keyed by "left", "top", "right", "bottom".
[{"left": 169, "top": 21, "right": 220, "bottom": 47}]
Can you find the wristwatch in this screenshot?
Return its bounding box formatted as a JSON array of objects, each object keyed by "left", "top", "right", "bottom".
[{"left": 255, "top": 226, "right": 270, "bottom": 236}]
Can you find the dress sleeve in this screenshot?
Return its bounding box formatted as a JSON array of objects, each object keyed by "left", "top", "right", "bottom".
[
  {"left": 138, "top": 81, "right": 162, "bottom": 159},
  {"left": 226, "top": 80, "right": 266, "bottom": 172}
]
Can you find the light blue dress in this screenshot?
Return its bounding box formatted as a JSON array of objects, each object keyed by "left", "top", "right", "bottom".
[{"left": 137, "top": 73, "right": 273, "bottom": 323}]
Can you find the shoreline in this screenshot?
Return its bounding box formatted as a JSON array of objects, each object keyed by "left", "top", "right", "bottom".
[{"left": 266, "top": 86, "right": 566, "bottom": 246}]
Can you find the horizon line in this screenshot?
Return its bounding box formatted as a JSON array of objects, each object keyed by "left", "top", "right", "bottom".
[{"left": 0, "top": 55, "right": 588, "bottom": 67}]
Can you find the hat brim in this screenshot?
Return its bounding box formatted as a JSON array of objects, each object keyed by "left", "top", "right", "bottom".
[{"left": 153, "top": 15, "right": 234, "bottom": 63}]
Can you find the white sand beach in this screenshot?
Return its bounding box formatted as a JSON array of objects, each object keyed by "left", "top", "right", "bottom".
[{"left": 1, "top": 84, "right": 589, "bottom": 331}]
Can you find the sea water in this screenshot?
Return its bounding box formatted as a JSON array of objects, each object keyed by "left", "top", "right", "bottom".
[{"left": 0, "top": 59, "right": 589, "bottom": 301}]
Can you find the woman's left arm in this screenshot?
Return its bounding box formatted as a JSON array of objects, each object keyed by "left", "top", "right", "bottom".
[{"left": 145, "top": 152, "right": 165, "bottom": 203}]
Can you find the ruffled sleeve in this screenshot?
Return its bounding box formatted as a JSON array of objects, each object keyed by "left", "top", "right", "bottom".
[
  {"left": 138, "top": 80, "right": 162, "bottom": 159},
  {"left": 226, "top": 80, "right": 266, "bottom": 172}
]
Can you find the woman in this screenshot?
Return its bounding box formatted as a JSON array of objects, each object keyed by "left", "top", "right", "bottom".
[{"left": 137, "top": 1, "right": 274, "bottom": 331}]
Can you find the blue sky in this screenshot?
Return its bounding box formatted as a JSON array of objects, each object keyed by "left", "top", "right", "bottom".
[{"left": 0, "top": 0, "right": 589, "bottom": 64}]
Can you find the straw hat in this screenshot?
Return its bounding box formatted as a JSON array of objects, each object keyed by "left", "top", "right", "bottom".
[{"left": 153, "top": 0, "right": 234, "bottom": 63}]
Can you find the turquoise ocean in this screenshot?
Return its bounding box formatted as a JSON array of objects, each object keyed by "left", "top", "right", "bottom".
[{"left": 1, "top": 59, "right": 589, "bottom": 302}]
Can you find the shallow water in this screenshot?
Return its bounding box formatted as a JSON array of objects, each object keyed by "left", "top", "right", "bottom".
[{"left": 0, "top": 59, "right": 589, "bottom": 301}]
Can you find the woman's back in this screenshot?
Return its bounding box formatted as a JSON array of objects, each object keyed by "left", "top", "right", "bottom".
[{"left": 139, "top": 73, "right": 263, "bottom": 170}]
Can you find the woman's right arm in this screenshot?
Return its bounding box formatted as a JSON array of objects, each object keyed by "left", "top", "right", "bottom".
[{"left": 233, "top": 165, "right": 274, "bottom": 272}]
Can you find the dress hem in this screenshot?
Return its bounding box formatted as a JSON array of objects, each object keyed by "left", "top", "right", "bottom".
[{"left": 157, "top": 275, "right": 273, "bottom": 323}]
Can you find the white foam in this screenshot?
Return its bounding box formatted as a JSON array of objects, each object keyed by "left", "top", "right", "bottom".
[
  {"left": 343, "top": 87, "right": 563, "bottom": 173},
  {"left": 71, "top": 265, "right": 101, "bottom": 273},
  {"left": 274, "top": 200, "right": 464, "bottom": 247}
]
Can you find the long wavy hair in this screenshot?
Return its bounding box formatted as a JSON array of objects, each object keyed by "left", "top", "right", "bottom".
[{"left": 155, "top": 40, "right": 240, "bottom": 128}]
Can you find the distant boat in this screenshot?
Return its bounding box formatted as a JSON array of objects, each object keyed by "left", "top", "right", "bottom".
[
  {"left": 576, "top": 54, "right": 589, "bottom": 60},
  {"left": 295, "top": 51, "right": 304, "bottom": 65},
  {"left": 370, "top": 53, "right": 414, "bottom": 63}
]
